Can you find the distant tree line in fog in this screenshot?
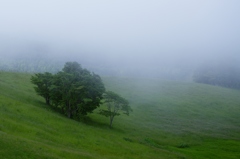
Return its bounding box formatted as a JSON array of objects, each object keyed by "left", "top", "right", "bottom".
[
  {"left": 193, "top": 64, "right": 240, "bottom": 89},
  {"left": 0, "top": 58, "right": 63, "bottom": 73},
  {"left": 0, "top": 54, "right": 123, "bottom": 77}
]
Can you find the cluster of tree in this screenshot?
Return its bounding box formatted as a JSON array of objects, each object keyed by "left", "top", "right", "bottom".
[
  {"left": 31, "top": 62, "right": 131, "bottom": 127},
  {"left": 193, "top": 64, "right": 240, "bottom": 89}
]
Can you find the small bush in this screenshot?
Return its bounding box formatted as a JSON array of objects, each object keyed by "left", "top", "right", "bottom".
[
  {"left": 123, "top": 137, "right": 133, "bottom": 142},
  {"left": 177, "top": 143, "right": 190, "bottom": 148}
]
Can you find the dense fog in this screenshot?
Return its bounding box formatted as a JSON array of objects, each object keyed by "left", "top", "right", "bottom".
[{"left": 1, "top": 0, "right": 240, "bottom": 80}]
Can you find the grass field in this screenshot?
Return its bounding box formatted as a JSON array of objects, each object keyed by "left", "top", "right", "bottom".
[{"left": 0, "top": 71, "right": 240, "bottom": 159}]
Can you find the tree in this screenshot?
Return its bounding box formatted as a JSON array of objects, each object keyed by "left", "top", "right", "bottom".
[
  {"left": 60, "top": 62, "right": 100, "bottom": 116},
  {"left": 50, "top": 71, "right": 78, "bottom": 118},
  {"left": 31, "top": 72, "right": 53, "bottom": 105},
  {"left": 99, "top": 91, "right": 132, "bottom": 128},
  {"left": 31, "top": 62, "right": 105, "bottom": 119}
]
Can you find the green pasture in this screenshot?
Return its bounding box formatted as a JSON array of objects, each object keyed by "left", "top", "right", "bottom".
[{"left": 0, "top": 71, "right": 239, "bottom": 159}]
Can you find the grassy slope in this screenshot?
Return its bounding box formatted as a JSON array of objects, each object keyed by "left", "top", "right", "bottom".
[{"left": 0, "top": 72, "right": 240, "bottom": 159}]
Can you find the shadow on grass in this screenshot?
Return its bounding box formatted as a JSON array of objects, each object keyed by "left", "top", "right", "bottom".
[
  {"left": 32, "top": 99, "right": 125, "bottom": 132},
  {"left": 80, "top": 116, "right": 109, "bottom": 128},
  {"left": 79, "top": 116, "right": 125, "bottom": 133}
]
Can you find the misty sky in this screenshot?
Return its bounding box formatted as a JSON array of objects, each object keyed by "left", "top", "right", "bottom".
[{"left": 0, "top": 0, "right": 240, "bottom": 76}]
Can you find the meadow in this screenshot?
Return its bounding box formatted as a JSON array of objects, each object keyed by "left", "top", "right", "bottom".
[{"left": 0, "top": 71, "right": 240, "bottom": 159}]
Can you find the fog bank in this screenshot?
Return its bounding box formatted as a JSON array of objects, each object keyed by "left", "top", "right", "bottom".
[{"left": 0, "top": 1, "right": 240, "bottom": 79}]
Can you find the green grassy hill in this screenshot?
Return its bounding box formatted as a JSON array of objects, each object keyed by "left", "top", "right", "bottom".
[{"left": 0, "top": 71, "right": 240, "bottom": 159}]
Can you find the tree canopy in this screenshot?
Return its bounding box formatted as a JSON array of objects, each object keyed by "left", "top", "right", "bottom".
[
  {"left": 99, "top": 91, "right": 132, "bottom": 128},
  {"left": 31, "top": 62, "right": 105, "bottom": 119},
  {"left": 31, "top": 72, "right": 53, "bottom": 105}
]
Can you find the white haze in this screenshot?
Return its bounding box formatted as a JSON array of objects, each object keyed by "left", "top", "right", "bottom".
[{"left": 0, "top": 0, "right": 240, "bottom": 78}]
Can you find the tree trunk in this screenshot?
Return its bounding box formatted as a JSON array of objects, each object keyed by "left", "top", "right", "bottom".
[
  {"left": 109, "top": 115, "right": 114, "bottom": 128},
  {"left": 67, "top": 102, "right": 72, "bottom": 118},
  {"left": 45, "top": 97, "right": 50, "bottom": 105}
]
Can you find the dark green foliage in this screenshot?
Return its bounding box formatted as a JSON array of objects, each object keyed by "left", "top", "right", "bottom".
[
  {"left": 31, "top": 62, "right": 105, "bottom": 119},
  {"left": 99, "top": 91, "right": 132, "bottom": 128},
  {"left": 31, "top": 72, "right": 53, "bottom": 105}
]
